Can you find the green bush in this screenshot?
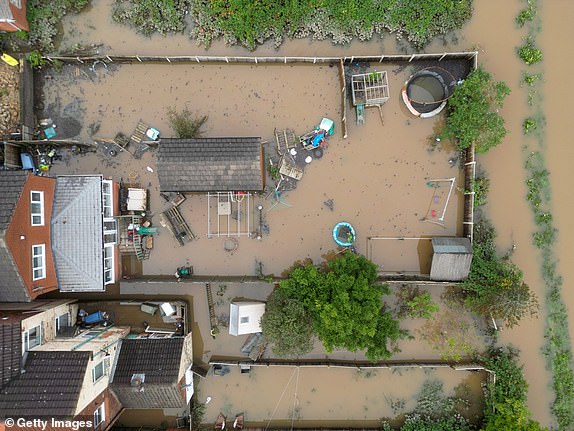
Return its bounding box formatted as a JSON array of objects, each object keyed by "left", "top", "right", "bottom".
[
  {"left": 166, "top": 107, "right": 208, "bottom": 139},
  {"left": 27, "top": 0, "right": 90, "bottom": 51},
  {"left": 26, "top": 50, "right": 46, "bottom": 68},
  {"left": 463, "top": 221, "right": 539, "bottom": 328},
  {"left": 440, "top": 67, "right": 510, "bottom": 153},
  {"left": 472, "top": 176, "right": 490, "bottom": 206},
  {"left": 112, "top": 0, "right": 190, "bottom": 36},
  {"left": 396, "top": 286, "right": 438, "bottom": 319},
  {"left": 523, "top": 118, "right": 537, "bottom": 135},
  {"left": 517, "top": 38, "right": 543, "bottom": 65},
  {"left": 515, "top": 0, "right": 536, "bottom": 28},
  {"left": 189, "top": 0, "right": 473, "bottom": 50}
]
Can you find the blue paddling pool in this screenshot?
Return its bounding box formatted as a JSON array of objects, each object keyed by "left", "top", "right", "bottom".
[{"left": 333, "top": 222, "right": 356, "bottom": 247}]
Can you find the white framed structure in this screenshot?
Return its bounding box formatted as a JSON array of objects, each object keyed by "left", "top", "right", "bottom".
[
  {"left": 207, "top": 192, "right": 252, "bottom": 238},
  {"left": 229, "top": 301, "right": 266, "bottom": 336},
  {"left": 351, "top": 71, "right": 390, "bottom": 107}
]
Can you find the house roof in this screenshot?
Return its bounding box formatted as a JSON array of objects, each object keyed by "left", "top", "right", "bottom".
[
  {"left": 112, "top": 338, "right": 184, "bottom": 385},
  {"left": 0, "top": 351, "right": 90, "bottom": 417},
  {"left": 0, "top": 320, "right": 22, "bottom": 390},
  {"left": 0, "top": 171, "right": 29, "bottom": 302},
  {"left": 157, "top": 137, "right": 264, "bottom": 192},
  {"left": 51, "top": 176, "right": 104, "bottom": 292}
]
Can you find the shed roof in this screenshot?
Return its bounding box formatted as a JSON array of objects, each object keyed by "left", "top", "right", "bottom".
[
  {"left": 0, "top": 351, "right": 90, "bottom": 417},
  {"left": 112, "top": 338, "right": 184, "bottom": 385},
  {"left": 0, "top": 171, "right": 29, "bottom": 302},
  {"left": 229, "top": 301, "right": 266, "bottom": 336},
  {"left": 430, "top": 237, "right": 473, "bottom": 281},
  {"left": 157, "top": 137, "right": 264, "bottom": 192},
  {"left": 51, "top": 176, "right": 104, "bottom": 292}
]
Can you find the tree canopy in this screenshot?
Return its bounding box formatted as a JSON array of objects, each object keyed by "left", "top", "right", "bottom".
[
  {"left": 260, "top": 288, "right": 315, "bottom": 358},
  {"left": 442, "top": 67, "right": 510, "bottom": 153},
  {"left": 270, "top": 252, "right": 406, "bottom": 361}
]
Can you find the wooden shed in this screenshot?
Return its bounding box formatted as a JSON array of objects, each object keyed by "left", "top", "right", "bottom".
[{"left": 429, "top": 237, "right": 473, "bottom": 281}]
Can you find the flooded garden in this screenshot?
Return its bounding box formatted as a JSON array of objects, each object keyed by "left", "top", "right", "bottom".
[{"left": 3, "top": 0, "right": 574, "bottom": 428}]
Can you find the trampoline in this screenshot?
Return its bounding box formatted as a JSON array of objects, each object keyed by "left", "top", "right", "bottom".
[
  {"left": 333, "top": 222, "right": 356, "bottom": 247},
  {"left": 402, "top": 67, "right": 454, "bottom": 118}
]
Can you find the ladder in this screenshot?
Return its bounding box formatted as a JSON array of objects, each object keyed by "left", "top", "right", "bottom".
[
  {"left": 130, "top": 120, "right": 150, "bottom": 146},
  {"left": 205, "top": 283, "right": 219, "bottom": 337},
  {"left": 132, "top": 232, "right": 150, "bottom": 260}
]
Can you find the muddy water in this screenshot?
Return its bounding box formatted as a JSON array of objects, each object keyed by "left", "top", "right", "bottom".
[
  {"left": 198, "top": 366, "right": 484, "bottom": 425},
  {"left": 44, "top": 63, "right": 462, "bottom": 277},
  {"left": 49, "top": 0, "right": 574, "bottom": 427}
]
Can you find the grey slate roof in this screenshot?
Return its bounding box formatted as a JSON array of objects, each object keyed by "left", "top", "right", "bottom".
[
  {"left": 0, "top": 351, "right": 90, "bottom": 417},
  {"left": 0, "top": 320, "right": 22, "bottom": 389},
  {"left": 0, "top": 1, "right": 14, "bottom": 21},
  {"left": 111, "top": 338, "right": 186, "bottom": 409},
  {"left": 112, "top": 338, "right": 183, "bottom": 385},
  {"left": 0, "top": 171, "right": 29, "bottom": 302},
  {"left": 51, "top": 176, "right": 104, "bottom": 292},
  {"left": 157, "top": 137, "right": 264, "bottom": 192}
]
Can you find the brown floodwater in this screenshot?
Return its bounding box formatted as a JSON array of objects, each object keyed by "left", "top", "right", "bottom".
[{"left": 46, "top": 0, "right": 574, "bottom": 428}]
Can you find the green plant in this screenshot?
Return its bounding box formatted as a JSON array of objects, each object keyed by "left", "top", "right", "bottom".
[
  {"left": 189, "top": 0, "right": 472, "bottom": 50},
  {"left": 113, "top": 0, "right": 190, "bottom": 36},
  {"left": 521, "top": 72, "right": 542, "bottom": 87},
  {"left": 396, "top": 286, "right": 438, "bottom": 319},
  {"left": 26, "top": 50, "right": 46, "bottom": 68},
  {"left": 523, "top": 118, "right": 537, "bottom": 135},
  {"left": 167, "top": 107, "right": 208, "bottom": 139},
  {"left": 26, "top": 0, "right": 90, "bottom": 51},
  {"left": 190, "top": 399, "right": 206, "bottom": 430},
  {"left": 14, "top": 30, "right": 29, "bottom": 41},
  {"left": 515, "top": 0, "right": 536, "bottom": 27},
  {"left": 472, "top": 176, "right": 490, "bottom": 206},
  {"left": 260, "top": 288, "right": 315, "bottom": 357},
  {"left": 517, "top": 38, "right": 543, "bottom": 65},
  {"left": 440, "top": 67, "right": 510, "bottom": 153},
  {"left": 280, "top": 252, "right": 407, "bottom": 361},
  {"left": 463, "top": 221, "right": 539, "bottom": 328}
]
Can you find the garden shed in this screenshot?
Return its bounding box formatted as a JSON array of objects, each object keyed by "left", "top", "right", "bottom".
[
  {"left": 157, "top": 137, "right": 264, "bottom": 193},
  {"left": 429, "top": 237, "right": 473, "bottom": 281},
  {"left": 229, "top": 301, "right": 266, "bottom": 336}
]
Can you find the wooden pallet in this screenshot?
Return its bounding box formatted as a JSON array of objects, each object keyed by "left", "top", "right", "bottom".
[
  {"left": 278, "top": 156, "right": 303, "bottom": 180},
  {"left": 130, "top": 120, "right": 150, "bottom": 146},
  {"left": 275, "top": 128, "right": 297, "bottom": 155},
  {"left": 159, "top": 206, "right": 196, "bottom": 246}
]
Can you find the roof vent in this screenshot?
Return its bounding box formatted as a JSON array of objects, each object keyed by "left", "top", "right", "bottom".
[{"left": 131, "top": 373, "right": 145, "bottom": 391}]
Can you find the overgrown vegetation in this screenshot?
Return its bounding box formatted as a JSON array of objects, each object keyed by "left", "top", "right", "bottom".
[
  {"left": 26, "top": 0, "right": 90, "bottom": 51},
  {"left": 472, "top": 176, "right": 490, "bottom": 207},
  {"left": 383, "top": 380, "right": 472, "bottom": 431},
  {"left": 515, "top": 0, "right": 536, "bottom": 28},
  {"left": 395, "top": 286, "right": 439, "bottom": 319},
  {"left": 462, "top": 220, "right": 539, "bottom": 329},
  {"left": 517, "top": 38, "right": 543, "bottom": 65},
  {"left": 166, "top": 107, "right": 208, "bottom": 139},
  {"left": 263, "top": 252, "right": 407, "bottom": 361},
  {"left": 101, "top": 0, "right": 469, "bottom": 50},
  {"left": 260, "top": 288, "right": 315, "bottom": 357},
  {"left": 26, "top": 50, "right": 47, "bottom": 69},
  {"left": 525, "top": 152, "right": 574, "bottom": 430},
  {"left": 522, "top": 117, "right": 538, "bottom": 135},
  {"left": 112, "top": 0, "right": 190, "bottom": 37},
  {"left": 481, "top": 347, "right": 547, "bottom": 431},
  {"left": 440, "top": 67, "right": 510, "bottom": 153},
  {"left": 515, "top": 1, "right": 574, "bottom": 427}
]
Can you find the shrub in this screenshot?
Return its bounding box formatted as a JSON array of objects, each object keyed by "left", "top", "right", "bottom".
[
  {"left": 166, "top": 107, "right": 208, "bottom": 139},
  {"left": 517, "top": 38, "right": 543, "bottom": 65},
  {"left": 523, "top": 118, "right": 537, "bottom": 135},
  {"left": 472, "top": 176, "right": 490, "bottom": 206},
  {"left": 112, "top": 0, "right": 190, "bottom": 36},
  {"left": 440, "top": 67, "right": 510, "bottom": 153},
  {"left": 396, "top": 286, "right": 439, "bottom": 319},
  {"left": 515, "top": 0, "right": 536, "bottom": 27},
  {"left": 26, "top": 50, "right": 46, "bottom": 68}
]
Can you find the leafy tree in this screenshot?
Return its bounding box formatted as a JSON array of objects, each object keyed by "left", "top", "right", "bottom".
[
  {"left": 260, "top": 288, "right": 314, "bottom": 357},
  {"left": 484, "top": 400, "right": 548, "bottom": 431},
  {"left": 280, "top": 252, "right": 407, "bottom": 361},
  {"left": 480, "top": 347, "right": 548, "bottom": 430},
  {"left": 441, "top": 67, "right": 510, "bottom": 153},
  {"left": 463, "top": 221, "right": 539, "bottom": 328}
]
